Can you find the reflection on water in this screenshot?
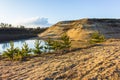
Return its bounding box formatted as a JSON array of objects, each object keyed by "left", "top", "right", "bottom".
[
  {"left": 0, "top": 39, "right": 46, "bottom": 54},
  {"left": 2, "top": 40, "right": 26, "bottom": 49},
  {"left": 2, "top": 43, "right": 9, "bottom": 49}
]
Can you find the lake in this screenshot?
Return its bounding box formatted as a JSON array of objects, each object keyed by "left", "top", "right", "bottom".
[{"left": 0, "top": 38, "right": 46, "bottom": 54}]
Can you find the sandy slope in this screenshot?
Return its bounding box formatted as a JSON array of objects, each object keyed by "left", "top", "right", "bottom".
[
  {"left": 0, "top": 39, "right": 120, "bottom": 80},
  {"left": 39, "top": 19, "right": 120, "bottom": 41}
]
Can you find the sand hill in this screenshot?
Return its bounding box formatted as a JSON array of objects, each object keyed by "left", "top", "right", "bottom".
[{"left": 39, "top": 18, "right": 120, "bottom": 41}]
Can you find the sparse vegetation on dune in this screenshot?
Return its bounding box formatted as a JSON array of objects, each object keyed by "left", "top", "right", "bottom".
[
  {"left": 33, "top": 40, "right": 43, "bottom": 55},
  {"left": 2, "top": 42, "right": 19, "bottom": 60},
  {"left": 1, "top": 30, "right": 106, "bottom": 61},
  {"left": 89, "top": 31, "right": 105, "bottom": 44},
  {"left": 2, "top": 42, "right": 31, "bottom": 61},
  {"left": 1, "top": 33, "right": 72, "bottom": 61},
  {"left": 45, "top": 33, "right": 71, "bottom": 54},
  {"left": 0, "top": 39, "right": 120, "bottom": 80}
]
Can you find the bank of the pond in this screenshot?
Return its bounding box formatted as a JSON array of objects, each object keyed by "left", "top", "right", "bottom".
[
  {"left": 0, "top": 27, "right": 48, "bottom": 43},
  {"left": 0, "top": 34, "right": 38, "bottom": 43}
]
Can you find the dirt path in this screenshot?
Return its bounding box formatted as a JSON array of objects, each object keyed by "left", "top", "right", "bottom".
[{"left": 0, "top": 40, "right": 120, "bottom": 80}]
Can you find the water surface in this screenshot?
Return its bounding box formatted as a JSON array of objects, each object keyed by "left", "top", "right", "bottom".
[{"left": 0, "top": 39, "right": 46, "bottom": 54}]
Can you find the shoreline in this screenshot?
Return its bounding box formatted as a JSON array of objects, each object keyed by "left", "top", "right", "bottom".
[{"left": 0, "top": 34, "right": 38, "bottom": 43}]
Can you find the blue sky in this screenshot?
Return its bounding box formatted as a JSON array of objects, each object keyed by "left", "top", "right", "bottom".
[{"left": 0, "top": 0, "right": 120, "bottom": 27}]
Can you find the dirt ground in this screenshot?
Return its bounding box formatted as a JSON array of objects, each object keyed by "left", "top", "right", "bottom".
[{"left": 0, "top": 39, "right": 120, "bottom": 80}]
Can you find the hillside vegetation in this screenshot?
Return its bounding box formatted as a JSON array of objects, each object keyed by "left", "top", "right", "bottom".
[{"left": 0, "top": 39, "right": 120, "bottom": 80}]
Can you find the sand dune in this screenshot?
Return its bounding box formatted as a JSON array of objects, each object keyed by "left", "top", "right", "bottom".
[{"left": 0, "top": 39, "right": 120, "bottom": 80}]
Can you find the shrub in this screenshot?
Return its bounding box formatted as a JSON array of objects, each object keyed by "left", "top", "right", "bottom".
[
  {"left": 52, "top": 41, "right": 63, "bottom": 53},
  {"left": 44, "top": 38, "right": 55, "bottom": 53},
  {"left": 89, "top": 32, "right": 105, "bottom": 44},
  {"left": 60, "top": 33, "right": 71, "bottom": 50},
  {"left": 33, "top": 40, "right": 43, "bottom": 55},
  {"left": 21, "top": 42, "right": 31, "bottom": 54},
  {"left": 45, "top": 33, "right": 71, "bottom": 54},
  {"left": 2, "top": 42, "right": 32, "bottom": 61},
  {"left": 2, "top": 41, "right": 19, "bottom": 60},
  {"left": 15, "top": 42, "right": 31, "bottom": 60},
  {"left": 45, "top": 38, "right": 63, "bottom": 53}
]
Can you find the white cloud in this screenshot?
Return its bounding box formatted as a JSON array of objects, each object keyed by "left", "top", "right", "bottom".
[{"left": 14, "top": 17, "right": 52, "bottom": 28}]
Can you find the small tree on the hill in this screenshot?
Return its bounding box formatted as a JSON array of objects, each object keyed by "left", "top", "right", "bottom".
[
  {"left": 16, "top": 42, "right": 31, "bottom": 60},
  {"left": 33, "top": 40, "right": 43, "bottom": 55},
  {"left": 44, "top": 38, "right": 54, "bottom": 53},
  {"left": 22, "top": 42, "right": 31, "bottom": 53},
  {"left": 52, "top": 41, "right": 63, "bottom": 53},
  {"left": 45, "top": 33, "right": 71, "bottom": 54},
  {"left": 89, "top": 31, "right": 105, "bottom": 44},
  {"left": 2, "top": 41, "right": 19, "bottom": 60},
  {"left": 61, "top": 33, "right": 71, "bottom": 51}
]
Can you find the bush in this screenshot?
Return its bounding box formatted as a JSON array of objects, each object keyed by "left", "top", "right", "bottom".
[
  {"left": 15, "top": 42, "right": 31, "bottom": 60},
  {"left": 2, "top": 41, "right": 19, "bottom": 60},
  {"left": 33, "top": 40, "right": 43, "bottom": 55},
  {"left": 45, "top": 33, "right": 71, "bottom": 53},
  {"left": 21, "top": 42, "right": 31, "bottom": 54},
  {"left": 89, "top": 32, "right": 105, "bottom": 44},
  {"left": 44, "top": 38, "right": 54, "bottom": 53},
  {"left": 60, "top": 33, "right": 71, "bottom": 50},
  {"left": 52, "top": 41, "right": 63, "bottom": 53},
  {"left": 2, "top": 33, "right": 72, "bottom": 60}
]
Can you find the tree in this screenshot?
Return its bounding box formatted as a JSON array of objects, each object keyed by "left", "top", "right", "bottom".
[
  {"left": 2, "top": 41, "right": 19, "bottom": 60},
  {"left": 20, "top": 25, "right": 25, "bottom": 29},
  {"left": 33, "top": 40, "right": 43, "bottom": 55},
  {"left": 45, "top": 38, "right": 63, "bottom": 53},
  {"left": 16, "top": 42, "right": 31, "bottom": 60},
  {"left": 0, "top": 23, "right": 6, "bottom": 28},
  {"left": 22, "top": 42, "right": 31, "bottom": 54},
  {"left": 8, "top": 24, "right": 12, "bottom": 28},
  {"left": 45, "top": 33, "right": 71, "bottom": 54},
  {"left": 89, "top": 32, "right": 105, "bottom": 44},
  {"left": 60, "top": 33, "right": 71, "bottom": 50},
  {"left": 44, "top": 38, "right": 54, "bottom": 53},
  {"left": 52, "top": 41, "right": 63, "bottom": 53}
]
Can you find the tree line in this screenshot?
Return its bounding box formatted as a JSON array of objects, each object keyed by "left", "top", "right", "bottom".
[
  {"left": 0, "top": 23, "right": 48, "bottom": 34},
  {"left": 0, "top": 23, "right": 48, "bottom": 42}
]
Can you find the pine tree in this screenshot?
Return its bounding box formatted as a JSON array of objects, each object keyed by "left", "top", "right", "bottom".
[
  {"left": 52, "top": 41, "right": 62, "bottom": 53},
  {"left": 61, "top": 33, "right": 71, "bottom": 50},
  {"left": 2, "top": 41, "right": 19, "bottom": 60},
  {"left": 33, "top": 40, "right": 43, "bottom": 55},
  {"left": 45, "top": 38, "right": 54, "bottom": 53},
  {"left": 17, "top": 42, "right": 31, "bottom": 60},
  {"left": 89, "top": 32, "right": 105, "bottom": 44},
  {"left": 22, "top": 42, "right": 31, "bottom": 54}
]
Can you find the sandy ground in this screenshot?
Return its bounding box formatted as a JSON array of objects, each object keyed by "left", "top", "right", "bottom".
[{"left": 0, "top": 39, "right": 120, "bottom": 80}]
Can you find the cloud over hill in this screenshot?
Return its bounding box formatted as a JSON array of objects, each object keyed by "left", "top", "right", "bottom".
[{"left": 15, "top": 17, "right": 52, "bottom": 28}]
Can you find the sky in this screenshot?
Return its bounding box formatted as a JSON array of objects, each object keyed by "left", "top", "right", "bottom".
[{"left": 0, "top": 0, "right": 120, "bottom": 27}]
